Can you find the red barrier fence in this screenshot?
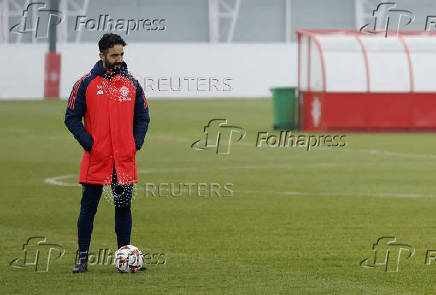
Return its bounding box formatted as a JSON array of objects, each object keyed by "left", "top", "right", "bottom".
[
  {"left": 44, "top": 52, "right": 61, "bottom": 99},
  {"left": 300, "top": 92, "right": 436, "bottom": 132}
]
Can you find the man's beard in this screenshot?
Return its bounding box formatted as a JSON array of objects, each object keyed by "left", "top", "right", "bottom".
[{"left": 105, "top": 59, "right": 122, "bottom": 71}]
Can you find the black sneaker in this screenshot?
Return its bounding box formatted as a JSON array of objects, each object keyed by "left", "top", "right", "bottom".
[
  {"left": 138, "top": 266, "right": 147, "bottom": 271},
  {"left": 72, "top": 258, "right": 88, "bottom": 273}
]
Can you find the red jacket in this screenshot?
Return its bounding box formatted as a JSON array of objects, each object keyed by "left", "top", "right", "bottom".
[{"left": 65, "top": 61, "right": 150, "bottom": 185}]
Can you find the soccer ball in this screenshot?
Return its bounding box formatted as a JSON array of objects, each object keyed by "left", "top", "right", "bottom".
[{"left": 113, "top": 245, "right": 143, "bottom": 273}]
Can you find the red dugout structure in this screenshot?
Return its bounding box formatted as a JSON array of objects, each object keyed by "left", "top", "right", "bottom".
[{"left": 297, "top": 30, "right": 436, "bottom": 132}]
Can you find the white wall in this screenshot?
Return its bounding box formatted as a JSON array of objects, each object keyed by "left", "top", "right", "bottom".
[
  {"left": 1, "top": 44, "right": 46, "bottom": 99},
  {"left": 1, "top": 43, "right": 298, "bottom": 99}
]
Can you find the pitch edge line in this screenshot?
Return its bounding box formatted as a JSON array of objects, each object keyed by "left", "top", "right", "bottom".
[
  {"left": 236, "top": 190, "right": 433, "bottom": 198},
  {"left": 43, "top": 175, "right": 433, "bottom": 198}
]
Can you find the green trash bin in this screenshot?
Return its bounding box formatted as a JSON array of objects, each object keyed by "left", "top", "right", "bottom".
[{"left": 270, "top": 87, "right": 298, "bottom": 130}]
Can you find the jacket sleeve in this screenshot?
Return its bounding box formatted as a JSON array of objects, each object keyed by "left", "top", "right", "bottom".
[
  {"left": 64, "top": 79, "right": 94, "bottom": 152},
  {"left": 133, "top": 83, "right": 150, "bottom": 151}
]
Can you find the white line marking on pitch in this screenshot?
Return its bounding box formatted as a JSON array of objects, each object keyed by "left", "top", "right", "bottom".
[
  {"left": 44, "top": 164, "right": 341, "bottom": 187},
  {"left": 44, "top": 174, "right": 80, "bottom": 187},
  {"left": 43, "top": 174, "right": 434, "bottom": 198},
  {"left": 236, "top": 190, "right": 433, "bottom": 198},
  {"left": 356, "top": 149, "right": 436, "bottom": 160},
  {"left": 137, "top": 163, "right": 343, "bottom": 174}
]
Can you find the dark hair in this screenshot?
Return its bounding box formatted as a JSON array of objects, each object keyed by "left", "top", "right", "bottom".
[{"left": 98, "top": 33, "right": 127, "bottom": 53}]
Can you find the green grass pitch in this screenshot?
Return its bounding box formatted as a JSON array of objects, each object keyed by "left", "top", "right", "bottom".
[{"left": 2, "top": 98, "right": 436, "bottom": 294}]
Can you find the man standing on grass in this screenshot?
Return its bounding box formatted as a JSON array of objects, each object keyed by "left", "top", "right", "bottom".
[{"left": 64, "top": 33, "right": 150, "bottom": 273}]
